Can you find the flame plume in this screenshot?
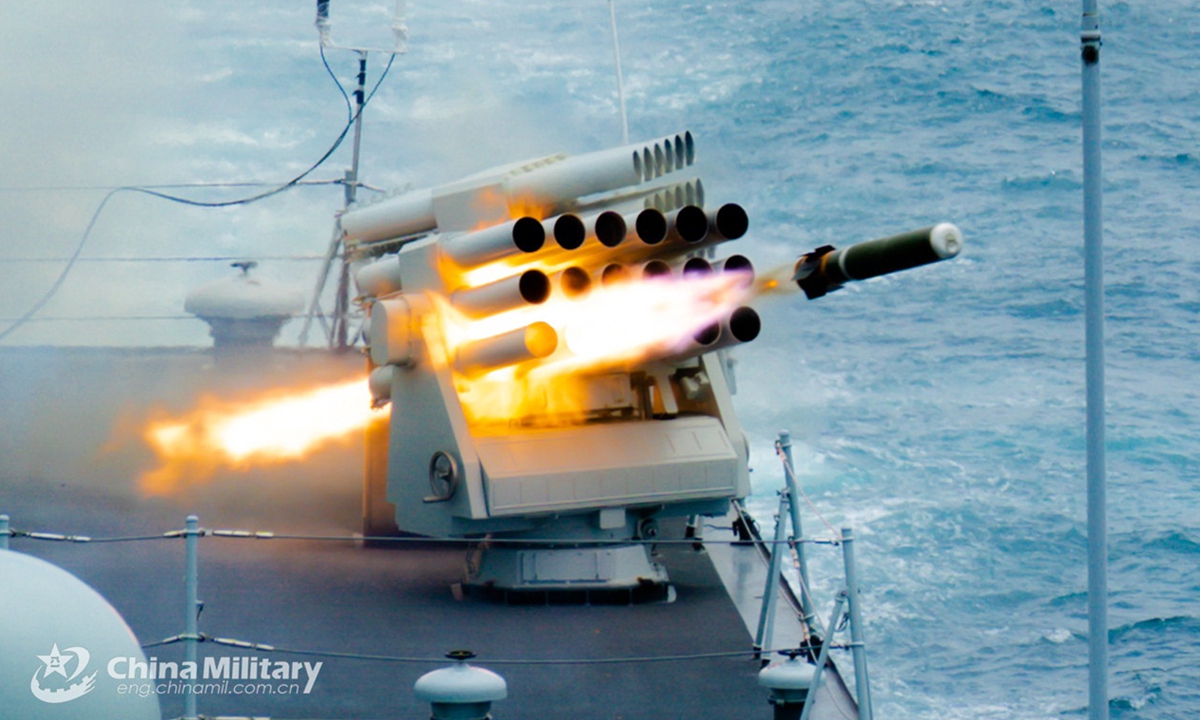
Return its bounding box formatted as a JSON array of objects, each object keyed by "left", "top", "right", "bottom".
[{"left": 140, "top": 378, "right": 380, "bottom": 494}]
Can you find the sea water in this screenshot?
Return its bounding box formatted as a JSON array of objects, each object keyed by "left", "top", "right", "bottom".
[
  {"left": 712, "top": 2, "right": 1200, "bottom": 718},
  {"left": 4, "top": 1, "right": 1199, "bottom": 718}
]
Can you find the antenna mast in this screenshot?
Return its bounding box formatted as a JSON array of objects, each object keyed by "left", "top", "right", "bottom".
[{"left": 301, "top": 0, "right": 407, "bottom": 350}]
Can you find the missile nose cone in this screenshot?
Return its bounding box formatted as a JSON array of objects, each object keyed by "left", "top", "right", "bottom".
[{"left": 930, "top": 222, "right": 964, "bottom": 259}]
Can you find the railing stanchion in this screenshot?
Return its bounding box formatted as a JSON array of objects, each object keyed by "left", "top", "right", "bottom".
[
  {"left": 798, "top": 589, "right": 848, "bottom": 720},
  {"left": 841, "top": 527, "right": 872, "bottom": 720},
  {"left": 754, "top": 492, "right": 790, "bottom": 659},
  {"left": 778, "top": 430, "right": 816, "bottom": 630},
  {"left": 184, "top": 514, "right": 200, "bottom": 720}
]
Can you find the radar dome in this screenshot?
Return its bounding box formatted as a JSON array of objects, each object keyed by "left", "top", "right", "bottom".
[
  {"left": 185, "top": 261, "right": 304, "bottom": 353},
  {"left": 0, "top": 551, "right": 161, "bottom": 720}
]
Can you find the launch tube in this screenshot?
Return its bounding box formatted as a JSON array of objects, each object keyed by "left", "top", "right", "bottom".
[
  {"left": 714, "top": 254, "right": 754, "bottom": 286},
  {"left": 593, "top": 210, "right": 627, "bottom": 247},
  {"left": 667, "top": 306, "right": 761, "bottom": 363},
  {"left": 681, "top": 257, "right": 714, "bottom": 278},
  {"left": 369, "top": 296, "right": 414, "bottom": 366},
  {"left": 793, "top": 222, "right": 963, "bottom": 299},
  {"left": 557, "top": 266, "right": 592, "bottom": 298},
  {"left": 634, "top": 208, "right": 668, "bottom": 245},
  {"left": 454, "top": 322, "right": 558, "bottom": 376},
  {"left": 670, "top": 206, "right": 710, "bottom": 243},
  {"left": 708, "top": 203, "right": 749, "bottom": 242},
  {"left": 642, "top": 260, "right": 673, "bottom": 281},
  {"left": 355, "top": 255, "right": 402, "bottom": 298},
  {"left": 599, "top": 263, "right": 629, "bottom": 286},
  {"left": 503, "top": 132, "right": 694, "bottom": 206},
  {"left": 441, "top": 217, "right": 546, "bottom": 267},
  {"left": 341, "top": 189, "right": 435, "bottom": 244},
  {"left": 550, "top": 214, "right": 587, "bottom": 250},
  {"left": 450, "top": 269, "right": 551, "bottom": 317}
]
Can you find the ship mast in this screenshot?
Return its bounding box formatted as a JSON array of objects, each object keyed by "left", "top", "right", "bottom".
[
  {"left": 300, "top": 0, "right": 407, "bottom": 350},
  {"left": 1080, "top": 2, "right": 1108, "bottom": 719}
]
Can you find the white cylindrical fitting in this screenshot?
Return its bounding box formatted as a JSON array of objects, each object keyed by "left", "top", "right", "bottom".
[
  {"left": 368, "top": 365, "right": 395, "bottom": 406},
  {"left": 369, "top": 296, "right": 414, "bottom": 366},
  {"left": 454, "top": 322, "right": 558, "bottom": 376},
  {"left": 355, "top": 255, "right": 403, "bottom": 298},
  {"left": 758, "top": 655, "right": 816, "bottom": 707},
  {"left": 341, "top": 189, "right": 436, "bottom": 244},
  {"left": 450, "top": 270, "right": 551, "bottom": 317},
  {"left": 414, "top": 657, "right": 507, "bottom": 720}
]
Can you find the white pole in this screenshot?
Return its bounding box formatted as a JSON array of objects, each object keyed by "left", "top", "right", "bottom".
[
  {"left": 608, "top": 0, "right": 630, "bottom": 145},
  {"left": 1080, "top": 2, "right": 1108, "bottom": 719}
]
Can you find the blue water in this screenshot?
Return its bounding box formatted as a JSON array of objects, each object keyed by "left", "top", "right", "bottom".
[{"left": 5, "top": 1, "right": 1200, "bottom": 717}]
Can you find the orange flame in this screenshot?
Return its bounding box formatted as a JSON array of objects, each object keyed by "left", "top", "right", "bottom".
[
  {"left": 437, "top": 270, "right": 757, "bottom": 426},
  {"left": 140, "top": 378, "right": 381, "bottom": 494}
]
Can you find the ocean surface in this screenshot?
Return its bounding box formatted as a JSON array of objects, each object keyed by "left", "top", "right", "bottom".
[{"left": 3, "top": 1, "right": 1199, "bottom": 718}]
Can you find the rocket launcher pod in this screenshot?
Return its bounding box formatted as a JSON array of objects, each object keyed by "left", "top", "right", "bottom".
[
  {"left": 450, "top": 270, "right": 551, "bottom": 317},
  {"left": 454, "top": 322, "right": 558, "bottom": 376},
  {"left": 340, "top": 132, "right": 695, "bottom": 245},
  {"left": 793, "top": 222, "right": 963, "bottom": 300}
]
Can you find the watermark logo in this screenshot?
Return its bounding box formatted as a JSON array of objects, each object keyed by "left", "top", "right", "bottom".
[{"left": 31, "top": 644, "right": 97, "bottom": 704}]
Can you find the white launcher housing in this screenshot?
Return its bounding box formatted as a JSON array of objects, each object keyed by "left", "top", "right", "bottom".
[{"left": 349, "top": 133, "right": 755, "bottom": 560}]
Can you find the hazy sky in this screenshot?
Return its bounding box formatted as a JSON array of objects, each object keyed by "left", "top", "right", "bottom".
[{"left": 1, "top": 0, "right": 734, "bottom": 346}]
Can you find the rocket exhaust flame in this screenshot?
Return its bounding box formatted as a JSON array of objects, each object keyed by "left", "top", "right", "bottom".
[{"left": 140, "top": 378, "right": 380, "bottom": 494}]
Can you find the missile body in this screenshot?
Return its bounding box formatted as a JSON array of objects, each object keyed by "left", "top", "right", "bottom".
[{"left": 794, "top": 223, "right": 963, "bottom": 299}]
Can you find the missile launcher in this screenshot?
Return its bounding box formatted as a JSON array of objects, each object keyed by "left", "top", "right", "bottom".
[{"left": 347, "top": 132, "right": 961, "bottom": 595}]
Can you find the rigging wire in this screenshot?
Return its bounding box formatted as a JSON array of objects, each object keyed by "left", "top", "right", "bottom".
[
  {"left": 0, "top": 53, "right": 396, "bottom": 344},
  {"left": 321, "top": 44, "right": 355, "bottom": 124}
]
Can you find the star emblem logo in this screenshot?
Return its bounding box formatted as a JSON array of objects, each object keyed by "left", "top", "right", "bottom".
[
  {"left": 38, "top": 644, "right": 71, "bottom": 678},
  {"left": 30, "top": 644, "right": 96, "bottom": 704}
]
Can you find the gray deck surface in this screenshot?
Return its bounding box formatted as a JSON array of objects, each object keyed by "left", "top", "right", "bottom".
[
  {"left": 6, "top": 479, "right": 769, "bottom": 719},
  {"left": 2, "top": 347, "right": 857, "bottom": 720}
]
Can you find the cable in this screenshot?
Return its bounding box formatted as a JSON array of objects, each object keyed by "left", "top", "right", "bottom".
[
  {"left": 0, "top": 189, "right": 120, "bottom": 342},
  {"left": 0, "top": 255, "right": 328, "bottom": 264},
  {"left": 0, "top": 53, "right": 397, "bottom": 343},
  {"left": 141, "top": 634, "right": 782, "bottom": 667},
  {"left": 321, "top": 44, "right": 354, "bottom": 123}
]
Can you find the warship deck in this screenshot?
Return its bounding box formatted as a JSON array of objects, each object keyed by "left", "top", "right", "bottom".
[{"left": 2, "top": 346, "right": 857, "bottom": 719}]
